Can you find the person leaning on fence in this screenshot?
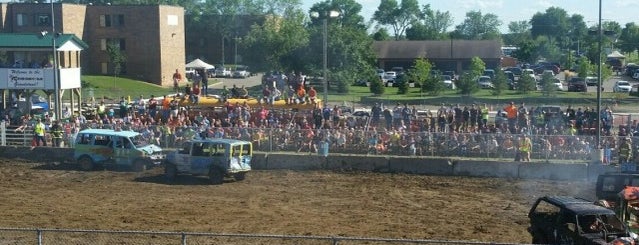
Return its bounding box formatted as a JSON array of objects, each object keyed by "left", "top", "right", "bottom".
[
  {"left": 618, "top": 137, "right": 632, "bottom": 166},
  {"left": 518, "top": 135, "right": 532, "bottom": 162},
  {"left": 50, "top": 120, "right": 63, "bottom": 147}
]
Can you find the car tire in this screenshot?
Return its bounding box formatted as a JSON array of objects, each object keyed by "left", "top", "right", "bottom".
[
  {"left": 234, "top": 172, "right": 246, "bottom": 181},
  {"left": 132, "top": 159, "right": 147, "bottom": 172},
  {"left": 78, "top": 155, "right": 94, "bottom": 171},
  {"left": 165, "top": 163, "right": 177, "bottom": 182},
  {"left": 209, "top": 167, "right": 224, "bottom": 185}
]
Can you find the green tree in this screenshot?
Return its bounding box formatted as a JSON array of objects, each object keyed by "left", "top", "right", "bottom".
[
  {"left": 373, "top": 0, "right": 421, "bottom": 40},
  {"left": 405, "top": 4, "right": 452, "bottom": 40},
  {"left": 540, "top": 73, "right": 557, "bottom": 97},
  {"left": 577, "top": 56, "right": 594, "bottom": 78},
  {"left": 451, "top": 11, "right": 501, "bottom": 40},
  {"left": 371, "top": 28, "right": 391, "bottom": 41},
  {"left": 396, "top": 75, "right": 409, "bottom": 94},
  {"left": 468, "top": 56, "right": 486, "bottom": 78},
  {"left": 491, "top": 69, "right": 508, "bottom": 96},
  {"left": 106, "top": 41, "right": 127, "bottom": 77},
  {"left": 306, "top": 0, "right": 377, "bottom": 94},
  {"left": 369, "top": 77, "right": 385, "bottom": 95},
  {"left": 513, "top": 40, "right": 536, "bottom": 63},
  {"left": 456, "top": 72, "right": 479, "bottom": 96},
  {"left": 503, "top": 21, "right": 531, "bottom": 46},
  {"left": 618, "top": 23, "right": 639, "bottom": 53},
  {"left": 517, "top": 75, "right": 537, "bottom": 94},
  {"left": 243, "top": 9, "right": 309, "bottom": 71},
  {"left": 406, "top": 58, "right": 440, "bottom": 95},
  {"left": 530, "top": 7, "right": 570, "bottom": 44}
]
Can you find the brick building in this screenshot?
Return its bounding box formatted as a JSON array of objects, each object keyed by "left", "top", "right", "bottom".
[{"left": 0, "top": 3, "right": 185, "bottom": 86}]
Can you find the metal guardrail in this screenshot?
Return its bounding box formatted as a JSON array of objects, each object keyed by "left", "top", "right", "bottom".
[{"left": 0, "top": 227, "right": 531, "bottom": 245}]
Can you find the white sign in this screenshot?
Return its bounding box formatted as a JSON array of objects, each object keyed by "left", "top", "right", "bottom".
[{"left": 7, "top": 69, "right": 45, "bottom": 89}]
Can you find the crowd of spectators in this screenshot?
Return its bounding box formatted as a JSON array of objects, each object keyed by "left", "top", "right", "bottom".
[{"left": 3, "top": 92, "right": 637, "bottom": 163}]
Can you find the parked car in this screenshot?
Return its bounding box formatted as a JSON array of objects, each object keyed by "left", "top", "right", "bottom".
[
  {"left": 483, "top": 69, "right": 495, "bottom": 79},
  {"left": 567, "top": 77, "right": 588, "bottom": 92},
  {"left": 391, "top": 66, "right": 404, "bottom": 75},
  {"left": 476, "top": 76, "right": 493, "bottom": 89},
  {"left": 533, "top": 64, "right": 560, "bottom": 75},
  {"left": 614, "top": 80, "right": 632, "bottom": 92},
  {"left": 504, "top": 71, "right": 515, "bottom": 81},
  {"left": 633, "top": 71, "right": 639, "bottom": 80},
  {"left": 553, "top": 79, "right": 564, "bottom": 91},
  {"left": 383, "top": 71, "right": 397, "bottom": 86},
  {"left": 522, "top": 68, "right": 536, "bottom": 79},
  {"left": 376, "top": 69, "right": 385, "bottom": 78},
  {"left": 504, "top": 67, "right": 522, "bottom": 76},
  {"left": 215, "top": 66, "right": 231, "bottom": 77},
  {"left": 441, "top": 75, "right": 455, "bottom": 89},
  {"left": 232, "top": 65, "right": 250, "bottom": 78},
  {"left": 528, "top": 196, "right": 636, "bottom": 245},
  {"left": 164, "top": 139, "right": 252, "bottom": 184},
  {"left": 585, "top": 76, "right": 598, "bottom": 86},
  {"left": 73, "top": 129, "right": 165, "bottom": 172},
  {"left": 443, "top": 70, "right": 456, "bottom": 78},
  {"left": 185, "top": 68, "right": 196, "bottom": 79}
]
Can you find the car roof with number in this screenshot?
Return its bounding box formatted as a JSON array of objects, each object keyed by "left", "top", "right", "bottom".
[{"left": 78, "top": 129, "right": 140, "bottom": 138}]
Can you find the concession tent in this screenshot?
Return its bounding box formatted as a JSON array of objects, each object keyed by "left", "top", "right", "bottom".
[
  {"left": 608, "top": 50, "right": 625, "bottom": 59},
  {"left": 185, "top": 58, "right": 214, "bottom": 69}
]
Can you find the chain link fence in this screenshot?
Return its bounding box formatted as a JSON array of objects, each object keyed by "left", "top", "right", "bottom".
[{"left": 0, "top": 228, "right": 531, "bottom": 245}]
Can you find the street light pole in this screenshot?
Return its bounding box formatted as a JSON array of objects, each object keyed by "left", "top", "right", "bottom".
[
  {"left": 322, "top": 17, "right": 328, "bottom": 106},
  {"left": 234, "top": 36, "right": 239, "bottom": 65},
  {"left": 51, "top": 0, "right": 61, "bottom": 120},
  {"left": 310, "top": 10, "right": 340, "bottom": 107},
  {"left": 596, "top": 0, "right": 602, "bottom": 153}
]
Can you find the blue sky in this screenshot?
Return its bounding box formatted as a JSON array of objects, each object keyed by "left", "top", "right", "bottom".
[{"left": 301, "top": 0, "right": 639, "bottom": 33}]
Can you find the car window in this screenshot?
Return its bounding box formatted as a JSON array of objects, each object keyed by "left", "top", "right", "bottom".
[
  {"left": 94, "top": 134, "right": 110, "bottom": 146},
  {"left": 130, "top": 135, "right": 148, "bottom": 148},
  {"left": 76, "top": 133, "right": 93, "bottom": 145},
  {"left": 179, "top": 142, "right": 191, "bottom": 154}
]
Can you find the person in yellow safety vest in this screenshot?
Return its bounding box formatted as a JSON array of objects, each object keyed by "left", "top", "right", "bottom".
[
  {"left": 619, "top": 137, "right": 632, "bottom": 166},
  {"left": 96, "top": 101, "right": 106, "bottom": 119},
  {"left": 33, "top": 118, "right": 47, "bottom": 147},
  {"left": 480, "top": 103, "right": 489, "bottom": 128},
  {"left": 519, "top": 135, "right": 532, "bottom": 162},
  {"left": 566, "top": 124, "right": 577, "bottom": 136},
  {"left": 50, "top": 120, "right": 64, "bottom": 147}
]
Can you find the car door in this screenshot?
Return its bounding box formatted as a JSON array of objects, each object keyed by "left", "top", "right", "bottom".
[
  {"left": 112, "top": 136, "right": 135, "bottom": 166},
  {"left": 173, "top": 142, "right": 191, "bottom": 173},
  {"left": 554, "top": 211, "right": 578, "bottom": 245},
  {"left": 238, "top": 143, "right": 252, "bottom": 170},
  {"left": 189, "top": 142, "right": 210, "bottom": 175}
]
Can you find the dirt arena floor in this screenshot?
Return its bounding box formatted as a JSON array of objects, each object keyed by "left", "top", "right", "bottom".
[{"left": 0, "top": 158, "right": 596, "bottom": 244}]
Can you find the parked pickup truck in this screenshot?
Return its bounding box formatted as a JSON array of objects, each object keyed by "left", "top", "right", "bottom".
[{"left": 528, "top": 196, "right": 637, "bottom": 244}]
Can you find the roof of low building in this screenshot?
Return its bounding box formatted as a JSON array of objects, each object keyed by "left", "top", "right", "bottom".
[
  {"left": 0, "top": 33, "right": 88, "bottom": 51},
  {"left": 373, "top": 40, "right": 501, "bottom": 60}
]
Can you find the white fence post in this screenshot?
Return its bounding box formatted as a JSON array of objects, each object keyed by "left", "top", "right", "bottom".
[{"left": 1, "top": 121, "right": 6, "bottom": 146}]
